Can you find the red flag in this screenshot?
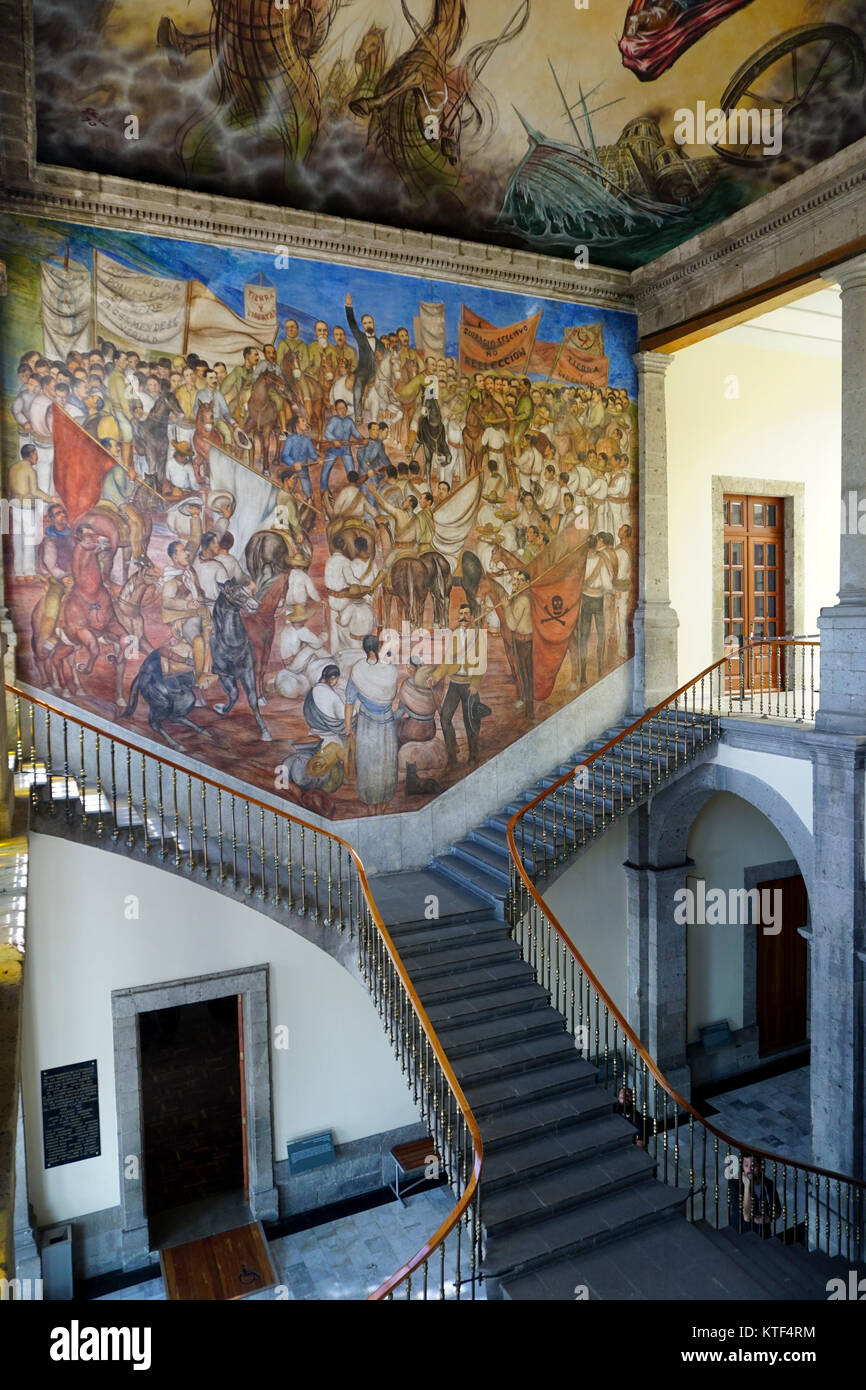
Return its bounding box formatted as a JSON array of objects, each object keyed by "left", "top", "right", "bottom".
[
  {"left": 459, "top": 309, "right": 541, "bottom": 376},
  {"left": 526, "top": 339, "right": 560, "bottom": 376},
  {"left": 461, "top": 306, "right": 494, "bottom": 330},
  {"left": 565, "top": 322, "right": 604, "bottom": 355},
  {"left": 528, "top": 530, "right": 589, "bottom": 700},
  {"left": 52, "top": 407, "right": 113, "bottom": 517},
  {"left": 555, "top": 344, "right": 610, "bottom": 387}
]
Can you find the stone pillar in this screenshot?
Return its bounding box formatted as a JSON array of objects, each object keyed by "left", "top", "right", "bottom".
[
  {"left": 625, "top": 806, "right": 692, "bottom": 1100},
  {"left": 816, "top": 255, "right": 866, "bottom": 734},
  {"left": 632, "top": 351, "right": 679, "bottom": 714},
  {"left": 809, "top": 741, "right": 865, "bottom": 1178}
]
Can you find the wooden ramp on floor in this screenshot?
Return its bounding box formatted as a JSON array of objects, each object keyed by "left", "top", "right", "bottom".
[{"left": 160, "top": 1222, "right": 279, "bottom": 1300}]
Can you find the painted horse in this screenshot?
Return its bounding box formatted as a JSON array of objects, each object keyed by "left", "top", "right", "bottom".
[{"left": 210, "top": 579, "right": 272, "bottom": 740}]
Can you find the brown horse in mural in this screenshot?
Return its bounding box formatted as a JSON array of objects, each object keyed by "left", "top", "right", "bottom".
[
  {"left": 243, "top": 370, "right": 295, "bottom": 470},
  {"left": 74, "top": 496, "right": 154, "bottom": 587},
  {"left": 247, "top": 569, "right": 290, "bottom": 704}
]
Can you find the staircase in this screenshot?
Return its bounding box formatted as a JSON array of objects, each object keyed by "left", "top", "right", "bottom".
[
  {"left": 11, "top": 644, "right": 863, "bottom": 1301},
  {"left": 428, "top": 710, "right": 713, "bottom": 906}
]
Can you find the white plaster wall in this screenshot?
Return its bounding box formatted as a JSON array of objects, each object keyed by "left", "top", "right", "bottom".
[
  {"left": 21, "top": 834, "right": 417, "bottom": 1227},
  {"left": 685, "top": 792, "right": 794, "bottom": 1043},
  {"left": 712, "top": 743, "right": 813, "bottom": 834},
  {"left": 666, "top": 335, "right": 841, "bottom": 685},
  {"left": 543, "top": 818, "right": 630, "bottom": 1022}
]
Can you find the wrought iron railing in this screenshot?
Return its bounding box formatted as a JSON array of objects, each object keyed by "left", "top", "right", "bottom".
[
  {"left": 508, "top": 638, "right": 865, "bottom": 1263},
  {"left": 8, "top": 684, "right": 482, "bottom": 1301}
]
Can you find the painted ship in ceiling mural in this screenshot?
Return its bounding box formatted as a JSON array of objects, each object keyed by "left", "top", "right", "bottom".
[{"left": 32, "top": 0, "right": 866, "bottom": 268}]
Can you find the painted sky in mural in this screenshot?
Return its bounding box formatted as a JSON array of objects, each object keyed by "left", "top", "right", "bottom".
[
  {"left": 31, "top": 0, "right": 866, "bottom": 268},
  {"left": 1, "top": 214, "right": 638, "bottom": 818}
]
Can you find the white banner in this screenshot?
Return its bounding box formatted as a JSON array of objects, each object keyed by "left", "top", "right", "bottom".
[
  {"left": 41, "top": 259, "right": 92, "bottom": 359},
  {"left": 207, "top": 444, "right": 279, "bottom": 560},
  {"left": 94, "top": 250, "right": 187, "bottom": 356},
  {"left": 415, "top": 301, "right": 446, "bottom": 358},
  {"left": 188, "top": 281, "right": 277, "bottom": 362},
  {"left": 244, "top": 281, "right": 277, "bottom": 338}
]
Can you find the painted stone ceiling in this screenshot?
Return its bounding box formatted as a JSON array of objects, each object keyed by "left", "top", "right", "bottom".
[{"left": 30, "top": 0, "right": 866, "bottom": 269}]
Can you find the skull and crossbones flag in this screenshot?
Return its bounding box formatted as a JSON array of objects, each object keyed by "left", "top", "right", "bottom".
[{"left": 528, "top": 530, "right": 589, "bottom": 700}]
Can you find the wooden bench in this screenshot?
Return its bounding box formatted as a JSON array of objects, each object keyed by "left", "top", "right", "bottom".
[{"left": 389, "top": 1137, "right": 439, "bottom": 1205}]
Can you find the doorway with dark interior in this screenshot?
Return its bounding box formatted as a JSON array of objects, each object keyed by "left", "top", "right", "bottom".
[
  {"left": 756, "top": 873, "right": 808, "bottom": 1056},
  {"left": 139, "top": 994, "right": 249, "bottom": 1246}
]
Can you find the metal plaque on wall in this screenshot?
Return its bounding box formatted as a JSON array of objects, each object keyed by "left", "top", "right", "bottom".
[{"left": 41, "top": 1059, "right": 101, "bottom": 1169}]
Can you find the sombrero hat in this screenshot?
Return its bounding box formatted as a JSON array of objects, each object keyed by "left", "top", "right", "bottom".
[
  {"left": 284, "top": 603, "right": 316, "bottom": 623},
  {"left": 173, "top": 439, "right": 194, "bottom": 456},
  {"left": 208, "top": 490, "right": 235, "bottom": 512}
]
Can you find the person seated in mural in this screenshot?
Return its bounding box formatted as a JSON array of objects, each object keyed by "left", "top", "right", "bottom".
[
  {"left": 727, "top": 1152, "right": 781, "bottom": 1239},
  {"left": 303, "top": 664, "right": 347, "bottom": 747},
  {"left": 321, "top": 398, "right": 364, "bottom": 496},
  {"left": 396, "top": 654, "right": 448, "bottom": 797},
  {"left": 274, "top": 602, "right": 331, "bottom": 700},
  {"left": 221, "top": 344, "right": 261, "bottom": 421},
  {"left": 160, "top": 538, "right": 214, "bottom": 696},
  {"left": 324, "top": 531, "right": 376, "bottom": 654},
  {"left": 164, "top": 439, "right": 202, "bottom": 500},
  {"left": 194, "top": 366, "right": 235, "bottom": 449},
  {"left": 95, "top": 443, "right": 146, "bottom": 562}
]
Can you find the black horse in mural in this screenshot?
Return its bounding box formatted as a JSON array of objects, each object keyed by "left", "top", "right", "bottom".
[
  {"left": 210, "top": 579, "right": 272, "bottom": 741},
  {"left": 123, "top": 649, "right": 206, "bottom": 751}
]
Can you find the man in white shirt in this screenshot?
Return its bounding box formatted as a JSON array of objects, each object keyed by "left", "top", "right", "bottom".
[
  {"left": 538, "top": 463, "right": 561, "bottom": 520},
  {"left": 574, "top": 532, "right": 615, "bottom": 689},
  {"left": 515, "top": 438, "right": 544, "bottom": 494},
  {"left": 612, "top": 523, "right": 633, "bottom": 660}
]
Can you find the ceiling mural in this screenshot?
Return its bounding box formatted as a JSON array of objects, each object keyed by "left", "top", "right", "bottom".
[{"left": 32, "top": 0, "right": 866, "bottom": 269}]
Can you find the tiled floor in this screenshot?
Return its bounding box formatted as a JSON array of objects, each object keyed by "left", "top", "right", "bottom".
[
  {"left": 97, "top": 1186, "right": 485, "bottom": 1301},
  {"left": 704, "top": 1065, "right": 811, "bottom": 1166}
]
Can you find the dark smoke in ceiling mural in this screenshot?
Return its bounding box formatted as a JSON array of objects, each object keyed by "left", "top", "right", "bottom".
[{"left": 31, "top": 0, "right": 866, "bottom": 269}]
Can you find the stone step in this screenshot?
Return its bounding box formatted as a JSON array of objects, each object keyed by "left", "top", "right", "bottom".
[
  {"left": 483, "top": 1112, "right": 640, "bottom": 1192},
  {"left": 433, "top": 1007, "right": 565, "bottom": 1059},
  {"left": 484, "top": 1143, "right": 657, "bottom": 1235},
  {"left": 701, "top": 1221, "right": 865, "bottom": 1301},
  {"left": 481, "top": 1086, "right": 615, "bottom": 1154},
  {"left": 425, "top": 982, "right": 551, "bottom": 1029},
  {"left": 500, "top": 1218, "right": 773, "bottom": 1301},
  {"left": 428, "top": 856, "right": 508, "bottom": 907},
  {"left": 398, "top": 936, "right": 519, "bottom": 979},
  {"left": 454, "top": 1030, "right": 579, "bottom": 1086},
  {"left": 484, "top": 1181, "right": 687, "bottom": 1281},
  {"left": 388, "top": 917, "right": 509, "bottom": 951},
  {"left": 467, "top": 1058, "right": 599, "bottom": 1118},
  {"left": 450, "top": 838, "right": 512, "bottom": 885},
  {"left": 414, "top": 959, "right": 532, "bottom": 1007}
]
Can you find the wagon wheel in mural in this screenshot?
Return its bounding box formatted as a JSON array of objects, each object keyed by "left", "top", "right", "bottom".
[{"left": 713, "top": 23, "right": 866, "bottom": 165}]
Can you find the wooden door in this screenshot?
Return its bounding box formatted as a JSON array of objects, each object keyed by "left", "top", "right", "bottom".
[
  {"left": 237, "top": 996, "right": 249, "bottom": 1202},
  {"left": 756, "top": 875, "right": 808, "bottom": 1055},
  {"left": 723, "top": 496, "right": 785, "bottom": 693}
]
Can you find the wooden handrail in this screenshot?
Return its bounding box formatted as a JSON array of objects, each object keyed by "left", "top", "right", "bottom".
[
  {"left": 507, "top": 642, "right": 865, "bottom": 1195},
  {"left": 6, "top": 682, "right": 483, "bottom": 1299}
]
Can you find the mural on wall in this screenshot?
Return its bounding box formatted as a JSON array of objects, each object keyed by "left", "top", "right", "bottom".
[
  {"left": 31, "top": 0, "right": 866, "bottom": 268},
  {"left": 0, "top": 214, "right": 638, "bottom": 819}
]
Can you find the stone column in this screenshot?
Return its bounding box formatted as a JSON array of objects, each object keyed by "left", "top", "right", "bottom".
[
  {"left": 809, "top": 741, "right": 865, "bottom": 1178},
  {"left": 816, "top": 255, "right": 866, "bottom": 734},
  {"left": 632, "top": 351, "right": 679, "bottom": 714},
  {"left": 14, "top": 1087, "right": 41, "bottom": 1283},
  {"left": 625, "top": 806, "right": 692, "bottom": 1100}
]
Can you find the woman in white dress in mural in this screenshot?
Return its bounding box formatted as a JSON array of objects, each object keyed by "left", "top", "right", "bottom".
[{"left": 344, "top": 631, "right": 399, "bottom": 814}]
